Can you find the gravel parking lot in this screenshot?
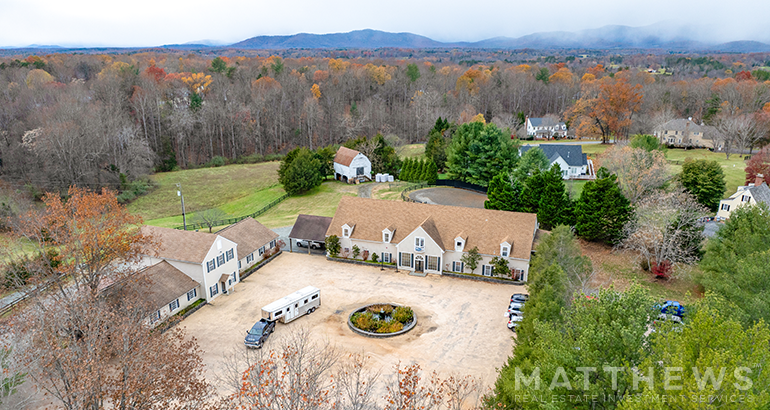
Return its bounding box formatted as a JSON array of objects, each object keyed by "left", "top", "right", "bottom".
[{"left": 181, "top": 252, "right": 524, "bottom": 395}]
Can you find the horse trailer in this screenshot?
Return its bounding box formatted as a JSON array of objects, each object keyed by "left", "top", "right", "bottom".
[{"left": 261, "top": 286, "right": 321, "bottom": 324}]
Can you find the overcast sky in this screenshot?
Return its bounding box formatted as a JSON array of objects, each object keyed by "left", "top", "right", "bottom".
[{"left": 1, "top": 0, "right": 769, "bottom": 47}]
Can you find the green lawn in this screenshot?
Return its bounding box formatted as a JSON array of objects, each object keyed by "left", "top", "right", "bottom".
[
  {"left": 601, "top": 259, "right": 699, "bottom": 304},
  {"left": 254, "top": 181, "right": 359, "bottom": 228},
  {"left": 664, "top": 148, "right": 748, "bottom": 198},
  {"left": 398, "top": 144, "right": 425, "bottom": 159},
  {"left": 128, "top": 162, "right": 281, "bottom": 223}
]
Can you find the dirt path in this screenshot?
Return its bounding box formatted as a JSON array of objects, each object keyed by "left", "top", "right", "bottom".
[{"left": 357, "top": 183, "right": 373, "bottom": 198}]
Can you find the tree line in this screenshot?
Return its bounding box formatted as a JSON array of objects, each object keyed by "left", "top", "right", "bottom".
[{"left": 2, "top": 52, "right": 770, "bottom": 195}]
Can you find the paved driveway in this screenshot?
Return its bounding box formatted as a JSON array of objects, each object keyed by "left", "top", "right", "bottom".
[
  {"left": 180, "top": 252, "right": 524, "bottom": 395},
  {"left": 409, "top": 187, "right": 488, "bottom": 208}
]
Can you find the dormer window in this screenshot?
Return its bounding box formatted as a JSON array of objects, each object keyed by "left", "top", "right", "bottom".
[
  {"left": 501, "top": 242, "right": 511, "bottom": 257},
  {"left": 455, "top": 237, "right": 465, "bottom": 252},
  {"left": 343, "top": 228, "right": 350, "bottom": 237},
  {"left": 384, "top": 232, "right": 390, "bottom": 242}
]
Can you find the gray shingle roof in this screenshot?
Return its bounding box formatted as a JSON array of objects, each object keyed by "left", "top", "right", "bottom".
[
  {"left": 749, "top": 183, "right": 770, "bottom": 205},
  {"left": 519, "top": 144, "right": 588, "bottom": 167},
  {"left": 217, "top": 217, "right": 278, "bottom": 257},
  {"left": 657, "top": 119, "right": 703, "bottom": 133},
  {"left": 289, "top": 214, "right": 333, "bottom": 242}
]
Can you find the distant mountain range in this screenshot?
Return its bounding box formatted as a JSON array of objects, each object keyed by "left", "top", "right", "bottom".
[
  {"left": 6, "top": 24, "right": 770, "bottom": 52},
  {"left": 230, "top": 25, "right": 770, "bottom": 52}
]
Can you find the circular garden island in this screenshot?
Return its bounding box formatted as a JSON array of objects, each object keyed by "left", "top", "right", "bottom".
[{"left": 348, "top": 304, "right": 416, "bottom": 337}]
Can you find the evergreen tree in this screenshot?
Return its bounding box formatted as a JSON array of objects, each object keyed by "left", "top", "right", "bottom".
[
  {"left": 418, "top": 159, "right": 427, "bottom": 181},
  {"left": 513, "top": 146, "right": 550, "bottom": 182},
  {"left": 679, "top": 158, "right": 726, "bottom": 212},
  {"left": 278, "top": 148, "right": 323, "bottom": 195},
  {"left": 519, "top": 169, "right": 547, "bottom": 214},
  {"left": 574, "top": 168, "right": 632, "bottom": 244},
  {"left": 536, "top": 164, "right": 574, "bottom": 230},
  {"left": 484, "top": 173, "right": 521, "bottom": 211},
  {"left": 400, "top": 158, "right": 411, "bottom": 181},
  {"left": 425, "top": 159, "right": 438, "bottom": 185},
  {"left": 425, "top": 117, "right": 451, "bottom": 171},
  {"left": 629, "top": 134, "right": 666, "bottom": 152},
  {"left": 446, "top": 122, "right": 519, "bottom": 186}
]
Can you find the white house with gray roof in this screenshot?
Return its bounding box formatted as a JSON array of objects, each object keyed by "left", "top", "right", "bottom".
[
  {"left": 526, "top": 117, "right": 568, "bottom": 138},
  {"left": 716, "top": 174, "right": 770, "bottom": 220},
  {"left": 519, "top": 144, "right": 591, "bottom": 180}
]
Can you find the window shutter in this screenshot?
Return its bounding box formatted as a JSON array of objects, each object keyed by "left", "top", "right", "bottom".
[
  {"left": 437, "top": 257, "right": 441, "bottom": 272},
  {"left": 461, "top": 262, "right": 464, "bottom": 272},
  {"left": 481, "top": 265, "right": 486, "bottom": 275},
  {"left": 410, "top": 253, "right": 414, "bottom": 268}
]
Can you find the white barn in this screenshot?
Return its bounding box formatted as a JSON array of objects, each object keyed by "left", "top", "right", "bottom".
[{"left": 333, "top": 146, "right": 372, "bottom": 183}]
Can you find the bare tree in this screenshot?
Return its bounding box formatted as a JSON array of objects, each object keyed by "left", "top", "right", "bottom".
[
  {"left": 334, "top": 354, "right": 381, "bottom": 410},
  {"left": 191, "top": 207, "right": 228, "bottom": 232},
  {"left": 714, "top": 113, "right": 765, "bottom": 159},
  {"left": 598, "top": 146, "right": 671, "bottom": 203},
  {"left": 620, "top": 189, "right": 707, "bottom": 278},
  {"left": 226, "top": 328, "right": 339, "bottom": 410}
]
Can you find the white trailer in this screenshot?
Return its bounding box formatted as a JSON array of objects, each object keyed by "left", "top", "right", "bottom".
[{"left": 261, "top": 286, "right": 321, "bottom": 324}]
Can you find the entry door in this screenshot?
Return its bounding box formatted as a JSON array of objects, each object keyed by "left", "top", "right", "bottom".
[
  {"left": 293, "top": 303, "right": 299, "bottom": 318},
  {"left": 415, "top": 260, "right": 424, "bottom": 272}
]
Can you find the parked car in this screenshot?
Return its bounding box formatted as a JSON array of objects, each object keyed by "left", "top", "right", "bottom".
[
  {"left": 244, "top": 318, "right": 275, "bottom": 349},
  {"left": 297, "top": 240, "right": 325, "bottom": 249},
  {"left": 511, "top": 293, "right": 529, "bottom": 303},
  {"left": 656, "top": 300, "right": 685, "bottom": 323},
  {"left": 508, "top": 301, "right": 525, "bottom": 314},
  {"left": 508, "top": 314, "right": 524, "bottom": 331}
]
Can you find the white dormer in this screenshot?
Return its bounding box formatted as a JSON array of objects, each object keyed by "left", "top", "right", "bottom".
[
  {"left": 382, "top": 227, "right": 394, "bottom": 243},
  {"left": 455, "top": 236, "right": 465, "bottom": 252},
  {"left": 342, "top": 223, "right": 355, "bottom": 238},
  {"left": 500, "top": 241, "right": 511, "bottom": 257}
]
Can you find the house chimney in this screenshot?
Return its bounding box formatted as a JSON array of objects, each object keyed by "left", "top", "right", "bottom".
[{"left": 757, "top": 174, "right": 765, "bottom": 186}]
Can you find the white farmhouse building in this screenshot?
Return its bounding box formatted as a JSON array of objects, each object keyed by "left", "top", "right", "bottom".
[
  {"left": 519, "top": 144, "right": 591, "bottom": 180},
  {"left": 526, "top": 117, "right": 568, "bottom": 138},
  {"left": 326, "top": 197, "right": 538, "bottom": 281},
  {"left": 333, "top": 146, "right": 372, "bottom": 183},
  {"left": 138, "top": 226, "right": 240, "bottom": 303},
  {"left": 217, "top": 217, "right": 279, "bottom": 273}
]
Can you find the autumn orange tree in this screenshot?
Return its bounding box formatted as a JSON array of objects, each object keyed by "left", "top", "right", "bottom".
[
  {"left": 2, "top": 187, "right": 210, "bottom": 409},
  {"left": 10, "top": 187, "right": 154, "bottom": 295},
  {"left": 573, "top": 77, "right": 643, "bottom": 143}
]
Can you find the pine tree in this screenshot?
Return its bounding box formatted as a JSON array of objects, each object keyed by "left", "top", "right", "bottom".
[
  {"left": 484, "top": 173, "right": 521, "bottom": 211},
  {"left": 425, "top": 159, "right": 438, "bottom": 184},
  {"left": 536, "top": 164, "right": 574, "bottom": 230},
  {"left": 400, "top": 158, "right": 411, "bottom": 181},
  {"left": 519, "top": 169, "right": 547, "bottom": 214},
  {"left": 420, "top": 159, "right": 430, "bottom": 181},
  {"left": 575, "top": 168, "right": 632, "bottom": 244}
]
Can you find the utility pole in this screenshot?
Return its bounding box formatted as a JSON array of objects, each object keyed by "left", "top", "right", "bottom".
[{"left": 176, "top": 183, "right": 187, "bottom": 230}]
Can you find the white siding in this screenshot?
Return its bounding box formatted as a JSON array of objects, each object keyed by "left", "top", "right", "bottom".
[{"left": 334, "top": 153, "right": 372, "bottom": 181}]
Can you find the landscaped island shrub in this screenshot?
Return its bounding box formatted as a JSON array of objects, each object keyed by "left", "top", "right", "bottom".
[{"left": 350, "top": 304, "right": 414, "bottom": 334}]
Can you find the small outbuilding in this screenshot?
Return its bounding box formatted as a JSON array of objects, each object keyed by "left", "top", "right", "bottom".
[{"left": 333, "top": 146, "right": 371, "bottom": 183}]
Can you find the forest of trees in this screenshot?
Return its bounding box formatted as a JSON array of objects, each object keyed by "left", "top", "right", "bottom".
[{"left": 2, "top": 51, "right": 770, "bottom": 194}]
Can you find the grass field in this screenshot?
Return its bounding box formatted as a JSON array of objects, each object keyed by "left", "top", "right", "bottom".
[
  {"left": 664, "top": 148, "right": 748, "bottom": 198},
  {"left": 256, "top": 181, "right": 358, "bottom": 228},
  {"left": 128, "top": 162, "right": 282, "bottom": 224},
  {"left": 398, "top": 144, "right": 425, "bottom": 159}
]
